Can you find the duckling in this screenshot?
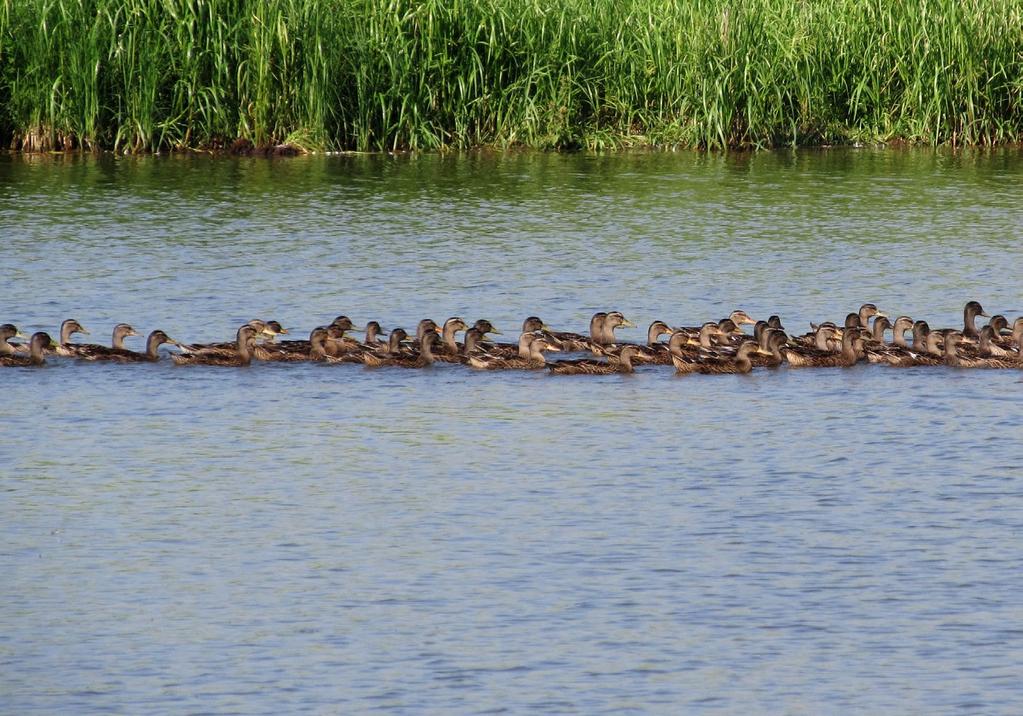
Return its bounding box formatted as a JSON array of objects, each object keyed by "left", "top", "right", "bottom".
[
  {"left": 173, "top": 325, "right": 259, "bottom": 367},
  {"left": 0, "top": 324, "right": 29, "bottom": 355},
  {"left": 547, "top": 345, "right": 640, "bottom": 375},
  {"left": 0, "top": 332, "right": 57, "bottom": 366},
  {"left": 65, "top": 323, "right": 141, "bottom": 360},
  {"left": 468, "top": 336, "right": 560, "bottom": 370},
  {"left": 675, "top": 340, "right": 768, "bottom": 375},
  {"left": 961, "top": 301, "right": 990, "bottom": 339}
]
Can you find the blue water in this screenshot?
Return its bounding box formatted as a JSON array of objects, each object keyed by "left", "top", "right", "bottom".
[{"left": 2, "top": 149, "right": 1022, "bottom": 714}]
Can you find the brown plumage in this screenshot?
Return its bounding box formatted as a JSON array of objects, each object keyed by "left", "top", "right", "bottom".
[
  {"left": 945, "top": 331, "right": 1023, "bottom": 369},
  {"left": 547, "top": 345, "right": 640, "bottom": 375},
  {"left": 782, "top": 329, "right": 865, "bottom": 368},
  {"left": 65, "top": 323, "right": 141, "bottom": 360},
  {"left": 468, "top": 337, "right": 559, "bottom": 370},
  {"left": 173, "top": 325, "right": 259, "bottom": 366},
  {"left": 0, "top": 332, "right": 56, "bottom": 367},
  {"left": 80, "top": 330, "right": 181, "bottom": 363},
  {"left": 673, "top": 340, "right": 766, "bottom": 375}
]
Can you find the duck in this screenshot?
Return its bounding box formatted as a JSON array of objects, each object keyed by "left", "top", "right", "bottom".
[
  {"left": 674, "top": 340, "right": 768, "bottom": 375},
  {"left": 178, "top": 319, "right": 277, "bottom": 355},
  {"left": 468, "top": 336, "right": 560, "bottom": 370},
  {"left": 173, "top": 325, "right": 259, "bottom": 367},
  {"left": 0, "top": 324, "right": 29, "bottom": 355},
  {"left": 961, "top": 301, "right": 990, "bottom": 339},
  {"left": 767, "top": 315, "right": 784, "bottom": 330},
  {"left": 592, "top": 311, "right": 635, "bottom": 347},
  {"left": 782, "top": 328, "right": 865, "bottom": 368},
  {"left": 856, "top": 303, "right": 884, "bottom": 330},
  {"left": 64, "top": 323, "right": 141, "bottom": 360},
  {"left": 90, "top": 330, "right": 183, "bottom": 363},
  {"left": 547, "top": 345, "right": 641, "bottom": 375},
  {"left": 352, "top": 328, "right": 412, "bottom": 367},
  {"left": 485, "top": 317, "right": 549, "bottom": 358},
  {"left": 944, "top": 331, "right": 1022, "bottom": 369},
  {"left": 50, "top": 319, "right": 90, "bottom": 356},
  {"left": 977, "top": 326, "right": 1013, "bottom": 358},
  {"left": 543, "top": 313, "right": 603, "bottom": 352},
  {"left": 0, "top": 332, "right": 57, "bottom": 366},
  {"left": 371, "top": 332, "right": 441, "bottom": 369}
]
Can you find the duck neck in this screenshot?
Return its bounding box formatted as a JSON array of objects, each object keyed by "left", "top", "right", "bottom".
[
  {"left": 647, "top": 325, "right": 667, "bottom": 346},
  {"left": 872, "top": 321, "right": 888, "bottom": 342},
  {"left": 893, "top": 326, "right": 908, "bottom": 348},
  {"left": 0, "top": 337, "right": 13, "bottom": 355},
  {"left": 517, "top": 333, "right": 533, "bottom": 358},
  {"left": 60, "top": 323, "right": 75, "bottom": 345},
  {"left": 237, "top": 337, "right": 253, "bottom": 365},
  {"left": 964, "top": 306, "right": 980, "bottom": 338},
  {"left": 112, "top": 329, "right": 127, "bottom": 350},
  {"left": 30, "top": 339, "right": 46, "bottom": 365},
  {"left": 420, "top": 338, "right": 436, "bottom": 364},
  {"left": 442, "top": 325, "right": 460, "bottom": 352},
  {"left": 528, "top": 343, "right": 548, "bottom": 363},
  {"left": 698, "top": 327, "right": 715, "bottom": 349},
  {"left": 145, "top": 333, "right": 164, "bottom": 361},
  {"left": 814, "top": 329, "right": 832, "bottom": 352}
]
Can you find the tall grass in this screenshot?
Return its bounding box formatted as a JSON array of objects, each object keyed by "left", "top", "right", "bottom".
[{"left": 1, "top": 0, "right": 1022, "bottom": 151}]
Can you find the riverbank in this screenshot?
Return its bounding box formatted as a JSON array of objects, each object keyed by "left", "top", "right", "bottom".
[{"left": 2, "top": 0, "right": 1022, "bottom": 153}]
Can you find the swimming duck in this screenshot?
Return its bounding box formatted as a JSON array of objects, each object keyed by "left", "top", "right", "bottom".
[
  {"left": 542, "top": 313, "right": 602, "bottom": 352},
  {"left": 92, "top": 330, "right": 182, "bottom": 363},
  {"left": 684, "top": 340, "right": 768, "bottom": 375},
  {"left": 353, "top": 328, "right": 412, "bottom": 367},
  {"left": 468, "top": 336, "right": 560, "bottom": 370},
  {"left": 0, "top": 324, "right": 29, "bottom": 355},
  {"left": 944, "top": 331, "right": 1021, "bottom": 368},
  {"left": 370, "top": 332, "right": 441, "bottom": 369},
  {"left": 0, "top": 332, "right": 57, "bottom": 366},
  {"left": 783, "top": 328, "right": 865, "bottom": 368},
  {"left": 173, "top": 325, "right": 259, "bottom": 366},
  {"left": 547, "top": 345, "right": 641, "bottom": 375},
  {"left": 593, "top": 311, "right": 635, "bottom": 346},
  {"left": 1, "top": 332, "right": 57, "bottom": 366},
  {"left": 486, "top": 317, "right": 548, "bottom": 357},
  {"left": 65, "top": 323, "right": 141, "bottom": 360},
  {"left": 961, "top": 301, "right": 990, "bottom": 339},
  {"left": 767, "top": 315, "right": 784, "bottom": 330},
  {"left": 49, "top": 319, "right": 90, "bottom": 356}
]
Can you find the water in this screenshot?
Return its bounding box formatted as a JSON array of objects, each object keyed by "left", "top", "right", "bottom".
[{"left": 2, "top": 149, "right": 1022, "bottom": 714}]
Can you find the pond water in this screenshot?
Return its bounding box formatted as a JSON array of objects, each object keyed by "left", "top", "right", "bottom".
[{"left": 1, "top": 149, "right": 1022, "bottom": 714}]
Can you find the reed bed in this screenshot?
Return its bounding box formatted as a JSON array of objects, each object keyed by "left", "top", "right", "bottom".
[{"left": 1, "top": 0, "right": 1022, "bottom": 152}]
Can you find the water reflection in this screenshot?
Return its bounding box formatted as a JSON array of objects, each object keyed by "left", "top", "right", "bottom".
[{"left": 2, "top": 149, "right": 1022, "bottom": 714}]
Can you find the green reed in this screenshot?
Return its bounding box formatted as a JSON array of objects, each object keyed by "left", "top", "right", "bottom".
[{"left": 1, "top": 0, "right": 1022, "bottom": 152}]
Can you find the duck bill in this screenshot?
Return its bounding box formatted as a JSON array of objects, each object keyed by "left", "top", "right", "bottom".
[
  {"left": 621, "top": 319, "right": 636, "bottom": 328},
  {"left": 489, "top": 329, "right": 503, "bottom": 336}
]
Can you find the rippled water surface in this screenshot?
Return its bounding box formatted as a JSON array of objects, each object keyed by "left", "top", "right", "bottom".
[{"left": 2, "top": 150, "right": 1022, "bottom": 714}]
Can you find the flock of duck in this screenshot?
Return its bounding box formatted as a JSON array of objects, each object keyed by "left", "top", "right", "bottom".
[{"left": 3, "top": 301, "right": 1023, "bottom": 374}]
